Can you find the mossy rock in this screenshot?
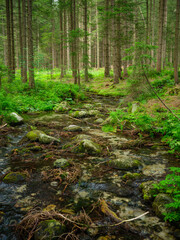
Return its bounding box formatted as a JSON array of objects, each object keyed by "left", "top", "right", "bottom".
[
  {"left": 39, "top": 133, "right": 61, "bottom": 144},
  {"left": 63, "top": 125, "right": 82, "bottom": 132},
  {"left": 3, "top": 172, "right": 26, "bottom": 183},
  {"left": 152, "top": 193, "right": 173, "bottom": 218},
  {"left": 88, "top": 110, "right": 99, "bottom": 116},
  {"left": 122, "top": 172, "right": 143, "bottom": 181},
  {"left": 53, "top": 158, "right": 69, "bottom": 169},
  {"left": 26, "top": 130, "right": 44, "bottom": 141},
  {"left": 140, "top": 181, "right": 158, "bottom": 201},
  {"left": 73, "top": 139, "right": 102, "bottom": 155},
  {"left": 6, "top": 112, "right": 24, "bottom": 126},
  {"left": 71, "top": 110, "right": 89, "bottom": 118},
  {"left": 53, "top": 101, "right": 70, "bottom": 112},
  {"left": 109, "top": 158, "right": 141, "bottom": 170},
  {"left": 34, "top": 219, "right": 66, "bottom": 240}
]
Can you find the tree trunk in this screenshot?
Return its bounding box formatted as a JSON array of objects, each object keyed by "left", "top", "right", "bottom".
[
  {"left": 6, "top": 0, "right": 12, "bottom": 81},
  {"left": 18, "top": 0, "right": 23, "bottom": 79},
  {"left": 64, "top": 8, "right": 67, "bottom": 74},
  {"left": 96, "top": 0, "right": 99, "bottom": 69},
  {"left": 84, "top": 0, "right": 88, "bottom": 82},
  {"left": 174, "top": 0, "right": 180, "bottom": 84},
  {"left": 59, "top": 3, "right": 64, "bottom": 79},
  {"left": 10, "top": 0, "right": 15, "bottom": 77},
  {"left": 27, "top": 0, "right": 35, "bottom": 88},
  {"left": 104, "top": 0, "right": 110, "bottom": 77},
  {"left": 162, "top": 0, "right": 167, "bottom": 69},
  {"left": 22, "top": 0, "right": 27, "bottom": 82}
]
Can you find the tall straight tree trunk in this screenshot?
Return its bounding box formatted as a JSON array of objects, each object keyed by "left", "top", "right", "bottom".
[
  {"left": 156, "top": 0, "right": 166, "bottom": 72},
  {"left": 162, "top": 0, "right": 167, "bottom": 69},
  {"left": 84, "top": 0, "right": 88, "bottom": 82},
  {"left": 27, "top": 0, "right": 35, "bottom": 88},
  {"left": 174, "top": 0, "right": 180, "bottom": 84},
  {"left": 22, "top": 0, "right": 27, "bottom": 82},
  {"left": 60, "top": 8, "right": 64, "bottom": 78},
  {"left": 10, "top": 0, "right": 15, "bottom": 76},
  {"left": 6, "top": 0, "right": 12, "bottom": 81},
  {"left": 64, "top": 8, "right": 67, "bottom": 74},
  {"left": 18, "top": 0, "right": 23, "bottom": 79},
  {"left": 151, "top": 0, "right": 155, "bottom": 67},
  {"left": 96, "top": 0, "right": 99, "bottom": 69},
  {"left": 104, "top": 0, "right": 110, "bottom": 77},
  {"left": 88, "top": 8, "right": 92, "bottom": 68}
]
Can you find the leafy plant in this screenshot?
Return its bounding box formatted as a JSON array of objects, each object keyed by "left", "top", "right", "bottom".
[{"left": 154, "top": 167, "right": 180, "bottom": 222}]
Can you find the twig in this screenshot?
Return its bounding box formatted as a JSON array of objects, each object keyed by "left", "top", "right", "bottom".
[
  {"left": 0, "top": 123, "right": 7, "bottom": 129},
  {"left": 142, "top": 63, "right": 180, "bottom": 121}
]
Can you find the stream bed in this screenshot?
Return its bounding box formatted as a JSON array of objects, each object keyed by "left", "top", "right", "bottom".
[{"left": 0, "top": 94, "right": 179, "bottom": 240}]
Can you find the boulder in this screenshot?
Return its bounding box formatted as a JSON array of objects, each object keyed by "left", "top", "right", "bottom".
[
  {"left": 53, "top": 158, "right": 69, "bottom": 169},
  {"left": 71, "top": 110, "right": 89, "bottom": 118},
  {"left": 63, "top": 125, "right": 82, "bottom": 132},
  {"left": 109, "top": 157, "right": 141, "bottom": 170},
  {"left": 53, "top": 101, "right": 70, "bottom": 112},
  {"left": 34, "top": 219, "right": 66, "bottom": 240},
  {"left": 74, "top": 139, "right": 102, "bottom": 155},
  {"left": 88, "top": 110, "right": 99, "bottom": 116},
  {"left": 3, "top": 172, "right": 26, "bottom": 183},
  {"left": 26, "top": 130, "right": 60, "bottom": 144},
  {"left": 140, "top": 181, "right": 158, "bottom": 201},
  {"left": 152, "top": 193, "right": 173, "bottom": 218},
  {"left": 39, "top": 133, "right": 60, "bottom": 144},
  {"left": 95, "top": 118, "right": 104, "bottom": 124},
  {"left": 142, "top": 164, "right": 166, "bottom": 177},
  {"left": 6, "top": 112, "right": 23, "bottom": 125},
  {"left": 83, "top": 104, "right": 93, "bottom": 109}
]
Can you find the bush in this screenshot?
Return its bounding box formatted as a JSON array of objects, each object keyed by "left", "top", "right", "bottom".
[{"left": 154, "top": 167, "right": 180, "bottom": 222}]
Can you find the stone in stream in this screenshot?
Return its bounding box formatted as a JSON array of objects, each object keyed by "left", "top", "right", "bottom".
[
  {"left": 142, "top": 164, "right": 166, "bottom": 177},
  {"left": 26, "top": 130, "right": 60, "bottom": 144},
  {"left": 53, "top": 101, "right": 70, "bottom": 112},
  {"left": 3, "top": 172, "right": 26, "bottom": 183},
  {"left": 33, "top": 114, "right": 71, "bottom": 127},
  {"left": 6, "top": 112, "right": 24, "bottom": 126},
  {"left": 109, "top": 156, "right": 141, "bottom": 170},
  {"left": 73, "top": 138, "right": 102, "bottom": 155},
  {"left": 71, "top": 110, "right": 100, "bottom": 118},
  {"left": 140, "top": 181, "right": 159, "bottom": 201},
  {"left": 152, "top": 193, "right": 173, "bottom": 218},
  {"left": 63, "top": 124, "right": 82, "bottom": 132},
  {"left": 53, "top": 158, "right": 69, "bottom": 169},
  {"left": 34, "top": 219, "right": 66, "bottom": 240}
]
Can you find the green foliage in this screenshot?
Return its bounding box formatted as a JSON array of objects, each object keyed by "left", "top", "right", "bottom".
[
  {"left": 0, "top": 77, "right": 85, "bottom": 115},
  {"left": 154, "top": 167, "right": 180, "bottom": 222},
  {"left": 105, "top": 108, "right": 180, "bottom": 153}
]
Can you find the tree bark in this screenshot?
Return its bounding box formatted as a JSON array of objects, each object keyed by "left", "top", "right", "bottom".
[
  {"left": 96, "top": 0, "right": 99, "bottom": 69},
  {"left": 174, "top": 0, "right": 180, "bottom": 84},
  {"left": 27, "top": 0, "right": 35, "bottom": 88},
  {"left": 104, "top": 0, "right": 110, "bottom": 77},
  {"left": 84, "top": 0, "right": 88, "bottom": 82},
  {"left": 22, "top": 0, "right": 27, "bottom": 82},
  {"left": 10, "top": 0, "right": 15, "bottom": 76},
  {"left": 6, "top": 0, "right": 12, "bottom": 81},
  {"left": 18, "top": 0, "right": 23, "bottom": 79}
]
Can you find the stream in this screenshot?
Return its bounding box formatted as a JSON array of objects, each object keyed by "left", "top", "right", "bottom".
[{"left": 0, "top": 94, "right": 179, "bottom": 240}]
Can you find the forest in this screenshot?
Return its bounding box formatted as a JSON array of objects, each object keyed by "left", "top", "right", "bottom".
[{"left": 0, "top": 0, "right": 180, "bottom": 239}]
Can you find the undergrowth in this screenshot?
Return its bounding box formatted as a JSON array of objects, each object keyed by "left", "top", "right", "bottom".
[
  {"left": 0, "top": 77, "right": 85, "bottom": 115},
  {"left": 154, "top": 167, "right": 180, "bottom": 222}
]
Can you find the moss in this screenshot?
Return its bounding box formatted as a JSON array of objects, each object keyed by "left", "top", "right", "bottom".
[
  {"left": 3, "top": 172, "right": 26, "bottom": 183},
  {"left": 140, "top": 181, "right": 158, "bottom": 201},
  {"left": 34, "top": 219, "right": 66, "bottom": 240},
  {"left": 122, "top": 172, "right": 143, "bottom": 180},
  {"left": 26, "top": 130, "right": 44, "bottom": 141}
]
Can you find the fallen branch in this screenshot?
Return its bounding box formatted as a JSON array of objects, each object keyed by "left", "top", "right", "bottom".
[{"left": 0, "top": 123, "right": 7, "bottom": 129}]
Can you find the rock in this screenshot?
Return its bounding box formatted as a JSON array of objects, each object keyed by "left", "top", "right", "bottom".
[
  {"left": 50, "top": 181, "right": 59, "bottom": 187},
  {"left": 122, "top": 172, "right": 143, "bottom": 181},
  {"left": 39, "top": 133, "right": 60, "bottom": 144},
  {"left": 71, "top": 110, "right": 89, "bottom": 118},
  {"left": 33, "top": 114, "right": 71, "bottom": 127},
  {"left": 53, "top": 101, "right": 70, "bottom": 112},
  {"left": 64, "top": 125, "right": 82, "bottom": 132},
  {"left": 74, "top": 134, "right": 92, "bottom": 141},
  {"left": 3, "top": 172, "right": 26, "bottom": 183},
  {"left": 95, "top": 118, "right": 104, "bottom": 124},
  {"left": 152, "top": 193, "right": 173, "bottom": 218},
  {"left": 53, "top": 158, "right": 69, "bottom": 169},
  {"left": 142, "top": 164, "right": 166, "bottom": 177},
  {"left": 26, "top": 130, "right": 44, "bottom": 141},
  {"left": 34, "top": 219, "right": 66, "bottom": 240},
  {"left": 87, "top": 223, "right": 98, "bottom": 236},
  {"left": 74, "top": 139, "right": 102, "bottom": 155},
  {"left": 140, "top": 181, "right": 158, "bottom": 201},
  {"left": 88, "top": 110, "right": 99, "bottom": 116},
  {"left": 26, "top": 130, "right": 60, "bottom": 143},
  {"left": 6, "top": 112, "right": 24, "bottom": 125},
  {"left": 109, "top": 157, "right": 141, "bottom": 170},
  {"left": 83, "top": 104, "right": 93, "bottom": 109}
]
